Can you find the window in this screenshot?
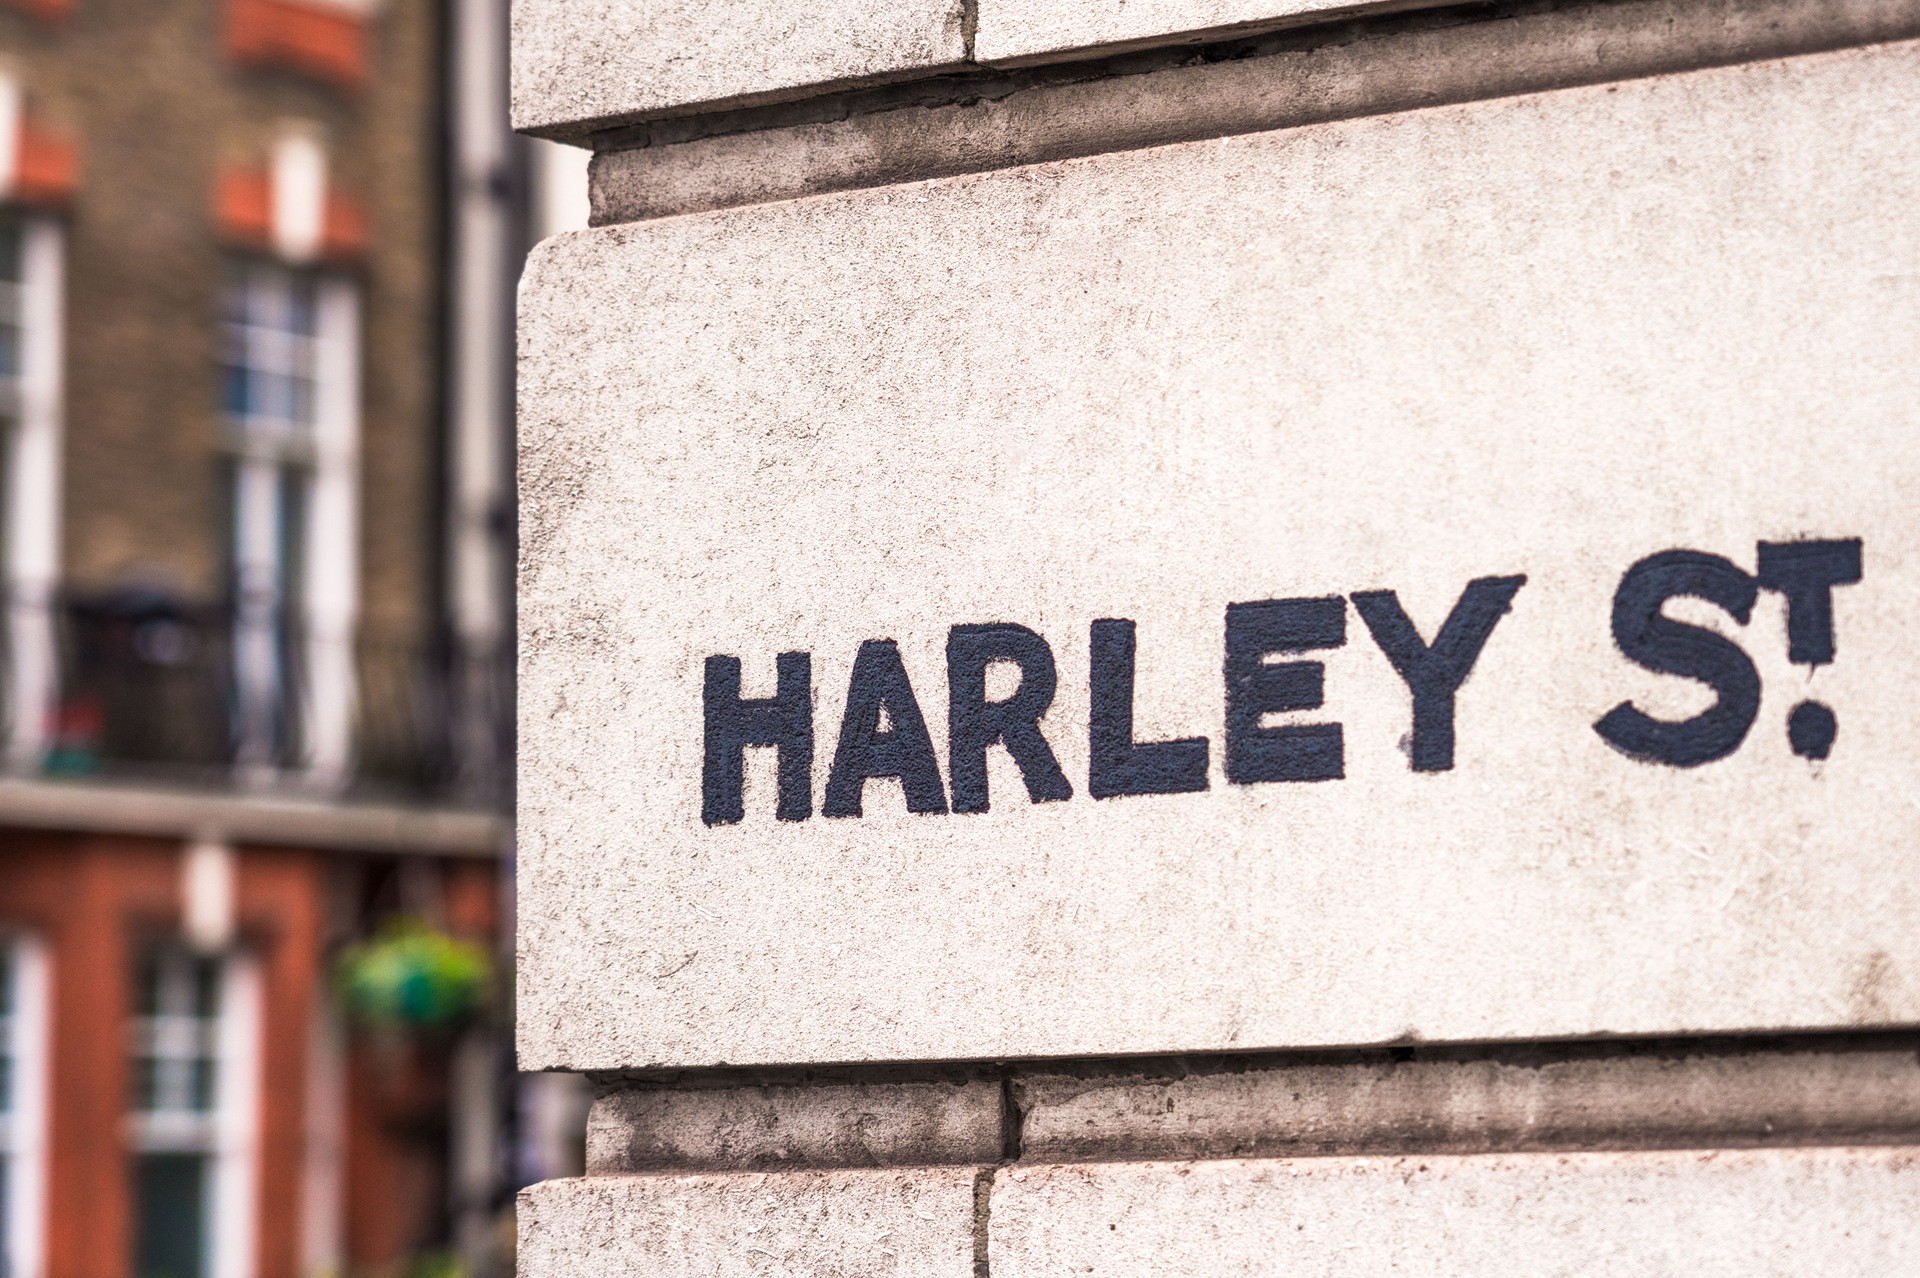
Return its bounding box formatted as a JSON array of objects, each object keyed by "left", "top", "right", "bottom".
[
  {"left": 0, "top": 936, "right": 49, "bottom": 1278},
  {"left": 222, "top": 262, "right": 310, "bottom": 769},
  {"left": 130, "top": 949, "right": 219, "bottom": 1278},
  {"left": 0, "top": 227, "right": 25, "bottom": 716},
  {"left": 129, "top": 949, "right": 259, "bottom": 1278},
  {"left": 223, "top": 262, "right": 320, "bottom": 441},
  {"left": 0, "top": 221, "right": 25, "bottom": 394},
  {"left": 0, "top": 212, "right": 62, "bottom": 773},
  {"left": 221, "top": 261, "right": 357, "bottom": 780}
]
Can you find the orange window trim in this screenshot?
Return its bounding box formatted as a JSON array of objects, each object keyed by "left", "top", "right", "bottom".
[
  {"left": 216, "top": 169, "right": 274, "bottom": 250},
  {"left": 13, "top": 124, "right": 77, "bottom": 208},
  {"left": 216, "top": 166, "right": 370, "bottom": 265},
  {"left": 228, "top": 0, "right": 368, "bottom": 92}
]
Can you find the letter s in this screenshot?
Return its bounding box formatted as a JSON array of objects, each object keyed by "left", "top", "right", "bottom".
[{"left": 1593, "top": 550, "right": 1759, "bottom": 767}]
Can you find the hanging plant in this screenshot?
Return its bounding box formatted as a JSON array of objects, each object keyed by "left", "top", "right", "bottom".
[{"left": 335, "top": 917, "right": 492, "bottom": 1029}]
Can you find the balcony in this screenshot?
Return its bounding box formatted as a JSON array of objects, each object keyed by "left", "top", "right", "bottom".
[{"left": 29, "top": 587, "right": 511, "bottom": 808}]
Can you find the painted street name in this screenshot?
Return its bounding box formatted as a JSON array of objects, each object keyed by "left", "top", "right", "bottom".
[{"left": 704, "top": 539, "right": 1859, "bottom": 825}]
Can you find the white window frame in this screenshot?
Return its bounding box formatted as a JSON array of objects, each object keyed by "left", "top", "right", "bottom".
[
  {"left": 0, "top": 934, "right": 50, "bottom": 1278},
  {"left": 224, "top": 263, "right": 359, "bottom": 787},
  {"left": 1, "top": 217, "right": 63, "bottom": 772},
  {"left": 301, "top": 278, "right": 360, "bottom": 786},
  {"left": 129, "top": 950, "right": 261, "bottom": 1278}
]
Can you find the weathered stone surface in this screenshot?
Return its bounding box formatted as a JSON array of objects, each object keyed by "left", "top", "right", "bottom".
[
  {"left": 591, "top": 0, "right": 1920, "bottom": 223},
  {"left": 989, "top": 1148, "right": 1920, "bottom": 1275},
  {"left": 973, "top": 0, "right": 1406, "bottom": 64},
  {"left": 1016, "top": 1046, "right": 1920, "bottom": 1162},
  {"left": 519, "top": 41, "right": 1920, "bottom": 1070},
  {"left": 510, "top": 0, "right": 967, "bottom": 138},
  {"left": 587, "top": 1078, "right": 1005, "bottom": 1171},
  {"left": 518, "top": 1167, "right": 980, "bottom": 1278}
]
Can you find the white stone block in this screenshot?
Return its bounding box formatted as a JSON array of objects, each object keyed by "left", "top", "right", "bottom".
[
  {"left": 974, "top": 0, "right": 1409, "bottom": 65},
  {"left": 511, "top": 0, "right": 968, "bottom": 137},
  {"left": 988, "top": 1148, "right": 1920, "bottom": 1275},
  {"left": 519, "top": 41, "right": 1920, "bottom": 1069},
  {"left": 518, "top": 1167, "right": 980, "bottom": 1278}
]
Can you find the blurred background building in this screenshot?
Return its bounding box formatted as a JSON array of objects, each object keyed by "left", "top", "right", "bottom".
[{"left": 0, "top": 0, "right": 589, "bottom": 1274}]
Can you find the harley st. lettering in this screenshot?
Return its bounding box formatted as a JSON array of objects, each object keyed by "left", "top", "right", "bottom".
[{"left": 698, "top": 538, "right": 1860, "bottom": 825}]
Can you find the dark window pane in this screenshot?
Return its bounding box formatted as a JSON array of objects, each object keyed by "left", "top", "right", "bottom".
[
  {"left": 288, "top": 279, "right": 318, "bottom": 334},
  {"left": 0, "top": 942, "right": 12, "bottom": 1113},
  {"left": 0, "top": 223, "right": 23, "bottom": 283},
  {"left": 135, "top": 1153, "right": 207, "bottom": 1278},
  {"left": 192, "top": 959, "right": 221, "bottom": 1018},
  {"left": 131, "top": 1056, "right": 158, "bottom": 1111},
  {"left": 133, "top": 953, "right": 160, "bottom": 1016},
  {"left": 190, "top": 1058, "right": 217, "bottom": 1113},
  {"left": 223, "top": 364, "right": 253, "bottom": 418}
]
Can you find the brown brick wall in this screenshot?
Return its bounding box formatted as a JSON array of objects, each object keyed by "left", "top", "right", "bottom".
[{"left": 0, "top": 0, "right": 442, "bottom": 654}]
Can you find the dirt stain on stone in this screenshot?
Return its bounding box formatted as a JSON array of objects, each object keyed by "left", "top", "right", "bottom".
[{"left": 1849, "top": 949, "right": 1898, "bottom": 1021}]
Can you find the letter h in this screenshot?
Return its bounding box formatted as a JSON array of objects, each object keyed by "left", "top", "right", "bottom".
[{"left": 702, "top": 652, "right": 813, "bottom": 825}]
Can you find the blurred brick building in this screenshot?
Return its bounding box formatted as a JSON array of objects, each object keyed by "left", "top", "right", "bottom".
[{"left": 0, "top": 0, "right": 580, "bottom": 1274}]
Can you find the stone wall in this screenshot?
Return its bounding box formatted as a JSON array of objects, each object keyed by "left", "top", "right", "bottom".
[{"left": 512, "top": 0, "right": 1920, "bottom": 1266}]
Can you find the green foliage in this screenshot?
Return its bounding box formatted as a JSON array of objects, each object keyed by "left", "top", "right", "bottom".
[
  {"left": 334, "top": 917, "right": 491, "bottom": 1029},
  {"left": 403, "top": 1252, "right": 464, "bottom": 1278}
]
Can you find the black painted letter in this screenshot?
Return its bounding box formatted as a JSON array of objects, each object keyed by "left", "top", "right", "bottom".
[
  {"left": 1593, "top": 550, "right": 1760, "bottom": 767},
  {"left": 1351, "top": 575, "right": 1526, "bottom": 773},
  {"left": 823, "top": 640, "right": 949, "bottom": 818},
  {"left": 702, "top": 651, "right": 813, "bottom": 826},
  {"left": 1089, "top": 619, "right": 1209, "bottom": 798},
  {"left": 1755, "top": 538, "right": 1862, "bottom": 666},
  {"left": 947, "top": 624, "right": 1072, "bottom": 814},
  {"left": 1223, "top": 597, "right": 1346, "bottom": 784},
  {"left": 1757, "top": 537, "right": 1861, "bottom": 761}
]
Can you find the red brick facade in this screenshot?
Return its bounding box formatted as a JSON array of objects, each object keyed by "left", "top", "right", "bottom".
[{"left": 0, "top": 833, "right": 500, "bottom": 1277}]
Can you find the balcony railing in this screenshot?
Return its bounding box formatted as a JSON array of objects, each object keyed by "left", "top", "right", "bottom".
[{"left": 35, "top": 589, "right": 510, "bottom": 805}]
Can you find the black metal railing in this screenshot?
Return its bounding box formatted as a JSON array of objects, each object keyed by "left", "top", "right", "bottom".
[{"left": 42, "top": 589, "right": 511, "bottom": 806}]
